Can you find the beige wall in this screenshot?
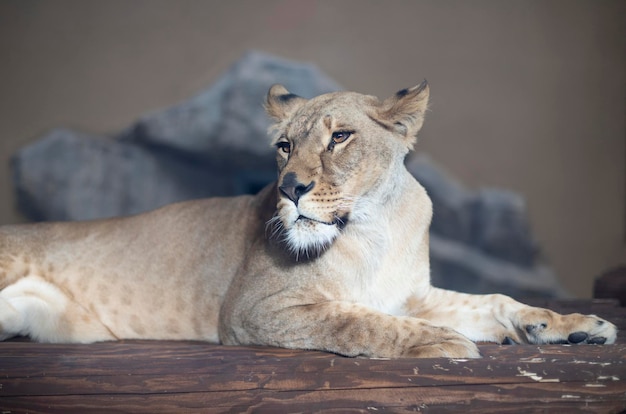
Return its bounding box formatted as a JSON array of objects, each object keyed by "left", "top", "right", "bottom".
[{"left": 0, "top": 0, "right": 624, "bottom": 298}]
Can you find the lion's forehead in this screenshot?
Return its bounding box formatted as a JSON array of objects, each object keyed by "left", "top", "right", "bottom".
[{"left": 285, "top": 94, "right": 378, "bottom": 142}]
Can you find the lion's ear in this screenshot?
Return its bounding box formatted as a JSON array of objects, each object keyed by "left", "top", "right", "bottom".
[
  {"left": 265, "top": 84, "right": 307, "bottom": 121},
  {"left": 377, "top": 80, "right": 429, "bottom": 148}
]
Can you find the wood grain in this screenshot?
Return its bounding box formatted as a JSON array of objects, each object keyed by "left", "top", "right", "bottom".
[{"left": 0, "top": 299, "right": 624, "bottom": 413}]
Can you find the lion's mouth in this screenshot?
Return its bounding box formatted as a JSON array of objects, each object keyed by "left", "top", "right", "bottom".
[
  {"left": 296, "top": 215, "right": 348, "bottom": 229},
  {"left": 296, "top": 215, "right": 332, "bottom": 225}
]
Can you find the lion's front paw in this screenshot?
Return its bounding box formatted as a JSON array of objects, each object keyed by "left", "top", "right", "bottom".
[
  {"left": 404, "top": 328, "right": 481, "bottom": 359},
  {"left": 521, "top": 311, "right": 617, "bottom": 345}
]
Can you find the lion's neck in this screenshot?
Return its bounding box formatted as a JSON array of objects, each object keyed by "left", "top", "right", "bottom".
[
  {"left": 333, "top": 167, "right": 431, "bottom": 274},
  {"left": 316, "top": 168, "right": 431, "bottom": 314}
]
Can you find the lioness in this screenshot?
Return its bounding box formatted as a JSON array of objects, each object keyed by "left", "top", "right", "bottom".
[{"left": 0, "top": 82, "right": 617, "bottom": 358}]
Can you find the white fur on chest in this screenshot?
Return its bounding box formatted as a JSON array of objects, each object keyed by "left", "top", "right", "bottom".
[
  {"left": 351, "top": 269, "right": 418, "bottom": 316},
  {"left": 323, "top": 217, "right": 430, "bottom": 316}
]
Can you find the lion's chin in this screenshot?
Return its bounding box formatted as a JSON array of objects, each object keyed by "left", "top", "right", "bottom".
[{"left": 284, "top": 218, "right": 339, "bottom": 258}]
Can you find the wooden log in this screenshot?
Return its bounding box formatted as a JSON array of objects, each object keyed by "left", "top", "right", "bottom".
[{"left": 0, "top": 299, "right": 624, "bottom": 413}]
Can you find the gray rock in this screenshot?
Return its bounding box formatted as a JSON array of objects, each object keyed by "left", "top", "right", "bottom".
[
  {"left": 470, "top": 188, "right": 538, "bottom": 267},
  {"left": 13, "top": 129, "right": 234, "bottom": 221},
  {"left": 429, "top": 234, "right": 564, "bottom": 298}
]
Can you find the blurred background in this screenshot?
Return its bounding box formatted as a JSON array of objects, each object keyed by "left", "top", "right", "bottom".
[{"left": 0, "top": 0, "right": 624, "bottom": 298}]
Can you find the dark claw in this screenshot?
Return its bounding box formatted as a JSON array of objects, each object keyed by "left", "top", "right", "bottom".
[
  {"left": 568, "top": 331, "right": 588, "bottom": 344},
  {"left": 502, "top": 336, "right": 519, "bottom": 345},
  {"left": 525, "top": 323, "right": 548, "bottom": 335},
  {"left": 587, "top": 337, "right": 606, "bottom": 345},
  {"left": 550, "top": 339, "right": 569, "bottom": 344}
]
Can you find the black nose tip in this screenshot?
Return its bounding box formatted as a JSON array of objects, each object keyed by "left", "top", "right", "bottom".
[{"left": 279, "top": 173, "right": 314, "bottom": 204}]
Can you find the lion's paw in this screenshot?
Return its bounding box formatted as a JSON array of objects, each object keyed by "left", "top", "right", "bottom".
[
  {"left": 520, "top": 310, "right": 617, "bottom": 345},
  {"left": 404, "top": 328, "right": 481, "bottom": 359}
]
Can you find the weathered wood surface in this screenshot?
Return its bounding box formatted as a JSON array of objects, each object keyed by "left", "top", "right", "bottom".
[{"left": 1, "top": 299, "right": 624, "bottom": 413}]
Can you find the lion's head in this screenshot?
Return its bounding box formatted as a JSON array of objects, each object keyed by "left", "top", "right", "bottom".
[{"left": 265, "top": 81, "right": 429, "bottom": 258}]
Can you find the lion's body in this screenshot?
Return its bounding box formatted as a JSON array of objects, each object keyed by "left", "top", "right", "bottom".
[
  {"left": 0, "top": 193, "right": 265, "bottom": 343},
  {"left": 0, "top": 83, "right": 617, "bottom": 357}
]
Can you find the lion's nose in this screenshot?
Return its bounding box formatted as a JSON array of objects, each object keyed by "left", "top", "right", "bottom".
[{"left": 279, "top": 172, "right": 314, "bottom": 205}]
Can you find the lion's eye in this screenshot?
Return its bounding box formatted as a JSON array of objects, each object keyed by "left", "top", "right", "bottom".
[
  {"left": 331, "top": 131, "right": 351, "bottom": 144},
  {"left": 328, "top": 131, "right": 353, "bottom": 151},
  {"left": 276, "top": 141, "right": 291, "bottom": 154}
]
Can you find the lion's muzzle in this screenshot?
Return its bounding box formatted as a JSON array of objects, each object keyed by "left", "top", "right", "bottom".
[{"left": 278, "top": 172, "right": 314, "bottom": 206}]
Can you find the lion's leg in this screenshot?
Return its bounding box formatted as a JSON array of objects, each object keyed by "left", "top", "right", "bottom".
[
  {"left": 224, "top": 300, "right": 480, "bottom": 358},
  {"left": 0, "top": 276, "right": 116, "bottom": 343},
  {"left": 408, "top": 287, "right": 617, "bottom": 345}
]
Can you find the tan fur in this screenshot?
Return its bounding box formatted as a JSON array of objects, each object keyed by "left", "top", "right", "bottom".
[{"left": 0, "top": 83, "right": 617, "bottom": 357}]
